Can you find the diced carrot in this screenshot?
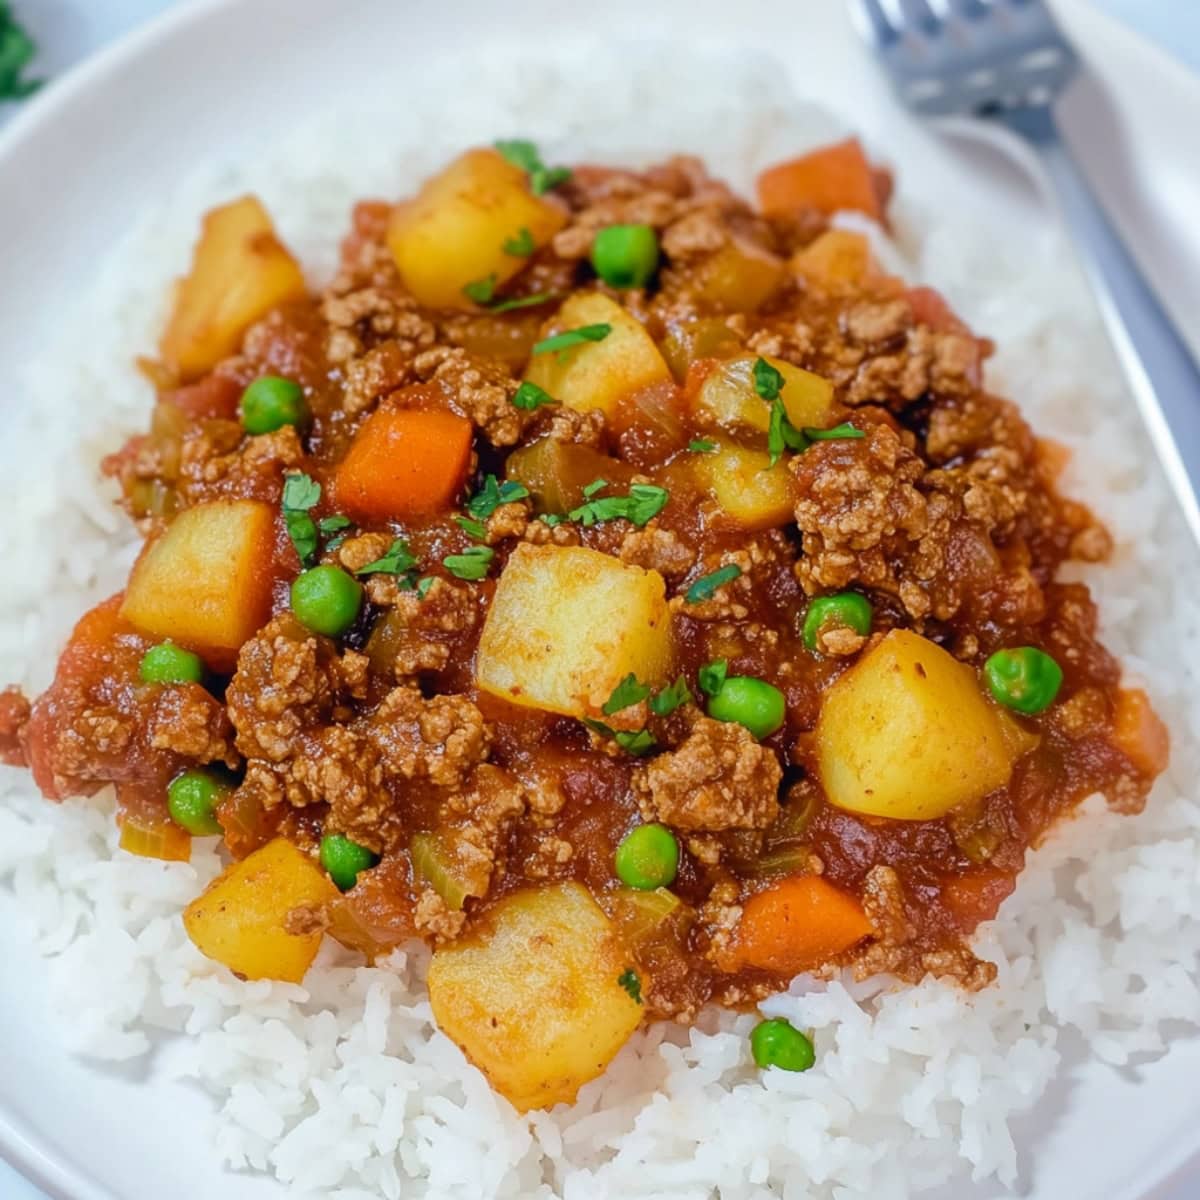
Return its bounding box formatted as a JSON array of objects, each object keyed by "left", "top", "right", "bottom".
[
  {"left": 333, "top": 403, "right": 473, "bottom": 520},
  {"left": 757, "top": 138, "right": 883, "bottom": 221},
  {"left": 1111, "top": 687, "right": 1170, "bottom": 777},
  {"left": 730, "top": 875, "right": 874, "bottom": 974},
  {"left": 940, "top": 868, "right": 1016, "bottom": 934},
  {"left": 167, "top": 373, "right": 243, "bottom": 421}
]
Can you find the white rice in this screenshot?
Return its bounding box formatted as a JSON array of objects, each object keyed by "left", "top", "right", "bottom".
[{"left": 1, "top": 46, "right": 1199, "bottom": 1200}]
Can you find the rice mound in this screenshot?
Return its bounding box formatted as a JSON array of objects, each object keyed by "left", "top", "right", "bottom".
[{"left": 1, "top": 48, "right": 1198, "bottom": 1200}]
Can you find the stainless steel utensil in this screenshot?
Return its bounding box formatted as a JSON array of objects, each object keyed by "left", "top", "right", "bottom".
[{"left": 851, "top": 0, "right": 1200, "bottom": 546}]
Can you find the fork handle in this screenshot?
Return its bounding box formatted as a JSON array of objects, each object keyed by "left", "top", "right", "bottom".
[{"left": 1027, "top": 114, "right": 1200, "bottom": 546}]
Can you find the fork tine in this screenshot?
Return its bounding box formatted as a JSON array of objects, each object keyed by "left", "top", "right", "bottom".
[
  {"left": 849, "top": 0, "right": 902, "bottom": 49},
  {"left": 896, "top": 0, "right": 943, "bottom": 35},
  {"left": 929, "top": 0, "right": 990, "bottom": 19}
]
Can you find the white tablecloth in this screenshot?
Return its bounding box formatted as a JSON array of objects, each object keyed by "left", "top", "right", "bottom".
[{"left": 1, "top": 2, "right": 1197, "bottom": 1198}]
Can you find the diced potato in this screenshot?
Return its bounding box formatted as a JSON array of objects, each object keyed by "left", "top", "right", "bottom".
[
  {"left": 160, "top": 196, "right": 306, "bottom": 380},
  {"left": 183, "top": 837, "right": 338, "bottom": 983},
  {"left": 659, "top": 317, "right": 742, "bottom": 382},
  {"left": 386, "top": 148, "right": 567, "bottom": 310},
  {"left": 427, "top": 881, "right": 643, "bottom": 1112},
  {"left": 690, "top": 354, "right": 834, "bottom": 436},
  {"left": 523, "top": 292, "right": 671, "bottom": 420},
  {"left": 792, "top": 230, "right": 874, "bottom": 289},
  {"left": 695, "top": 439, "right": 798, "bottom": 530},
  {"left": 476, "top": 544, "right": 672, "bottom": 717},
  {"left": 692, "top": 237, "right": 785, "bottom": 312},
  {"left": 817, "top": 630, "right": 1028, "bottom": 820},
  {"left": 120, "top": 499, "right": 277, "bottom": 665}
]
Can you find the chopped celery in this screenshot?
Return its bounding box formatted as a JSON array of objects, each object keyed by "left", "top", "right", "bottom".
[
  {"left": 609, "top": 885, "right": 684, "bottom": 944},
  {"left": 411, "top": 831, "right": 473, "bottom": 911}
]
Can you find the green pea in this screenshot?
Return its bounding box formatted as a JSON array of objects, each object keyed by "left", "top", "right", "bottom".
[
  {"left": 707, "top": 676, "right": 786, "bottom": 739},
  {"left": 615, "top": 823, "right": 679, "bottom": 890},
  {"left": 290, "top": 565, "right": 363, "bottom": 637},
  {"left": 802, "top": 592, "right": 873, "bottom": 653},
  {"left": 166, "top": 768, "right": 231, "bottom": 836},
  {"left": 590, "top": 224, "right": 660, "bottom": 290},
  {"left": 983, "top": 646, "right": 1063, "bottom": 715},
  {"left": 139, "top": 641, "right": 204, "bottom": 685},
  {"left": 240, "top": 376, "right": 308, "bottom": 436},
  {"left": 750, "top": 1017, "right": 815, "bottom": 1072},
  {"left": 320, "top": 833, "right": 379, "bottom": 892}
]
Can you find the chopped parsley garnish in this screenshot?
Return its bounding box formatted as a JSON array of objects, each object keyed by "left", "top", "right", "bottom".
[
  {"left": 502, "top": 227, "right": 536, "bottom": 257},
  {"left": 533, "top": 324, "right": 612, "bottom": 359},
  {"left": 802, "top": 422, "right": 866, "bottom": 442},
  {"left": 462, "top": 273, "right": 498, "bottom": 306},
  {"left": 281, "top": 472, "right": 322, "bottom": 565},
  {"left": 456, "top": 516, "right": 487, "bottom": 540},
  {"left": 752, "top": 357, "right": 785, "bottom": 402},
  {"left": 650, "top": 675, "right": 693, "bottom": 717},
  {"left": 465, "top": 475, "right": 530, "bottom": 521},
  {"left": 318, "top": 515, "right": 352, "bottom": 534},
  {"left": 416, "top": 576, "right": 436, "bottom": 600},
  {"left": 767, "top": 397, "right": 809, "bottom": 467},
  {"left": 568, "top": 482, "right": 668, "bottom": 528},
  {"left": 583, "top": 478, "right": 608, "bottom": 498},
  {"left": 583, "top": 718, "right": 657, "bottom": 756},
  {"left": 488, "top": 292, "right": 555, "bottom": 314},
  {"left": 603, "top": 673, "right": 653, "bottom": 716},
  {"left": 688, "top": 438, "right": 718, "bottom": 453},
  {"left": 686, "top": 564, "right": 742, "bottom": 605},
  {"left": 494, "top": 138, "right": 572, "bottom": 195},
  {"left": 443, "top": 545, "right": 495, "bottom": 581},
  {"left": 355, "top": 538, "right": 418, "bottom": 580},
  {"left": 698, "top": 659, "right": 729, "bottom": 697},
  {"left": 539, "top": 513, "right": 565, "bottom": 527},
  {"left": 617, "top": 968, "right": 643, "bottom": 1004},
  {"left": 511, "top": 381, "right": 557, "bottom": 411},
  {"left": 0, "top": 5, "right": 42, "bottom": 101}
]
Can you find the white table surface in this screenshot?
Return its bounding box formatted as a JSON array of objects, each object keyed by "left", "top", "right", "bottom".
[{"left": 1, "top": 2, "right": 1198, "bottom": 1198}]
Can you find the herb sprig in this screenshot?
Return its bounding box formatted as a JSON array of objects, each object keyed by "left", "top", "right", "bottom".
[
  {"left": 568, "top": 482, "right": 668, "bottom": 528},
  {"left": 0, "top": 5, "right": 42, "bottom": 101},
  {"left": 494, "top": 139, "right": 572, "bottom": 195},
  {"left": 533, "top": 324, "right": 612, "bottom": 359},
  {"left": 685, "top": 564, "right": 742, "bottom": 605}
]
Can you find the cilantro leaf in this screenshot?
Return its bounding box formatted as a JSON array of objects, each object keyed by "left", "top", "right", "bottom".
[
  {"left": 493, "top": 139, "right": 572, "bottom": 196},
  {"left": 416, "top": 576, "right": 435, "bottom": 599},
  {"left": 355, "top": 538, "right": 418, "bottom": 578},
  {"left": 649, "top": 675, "right": 693, "bottom": 717},
  {"left": 688, "top": 438, "right": 717, "bottom": 453},
  {"left": 540, "top": 513, "right": 565, "bottom": 527},
  {"left": 533, "top": 324, "right": 612, "bottom": 358},
  {"left": 456, "top": 516, "right": 487, "bottom": 540},
  {"left": 617, "top": 968, "right": 643, "bottom": 1004},
  {"left": 511, "top": 381, "right": 557, "bottom": 411},
  {"left": 627, "top": 484, "right": 670, "bottom": 527},
  {"left": 281, "top": 472, "right": 321, "bottom": 565},
  {"left": 465, "top": 475, "right": 530, "bottom": 520},
  {"left": 685, "top": 564, "right": 742, "bottom": 604},
  {"left": 318, "top": 514, "right": 352, "bottom": 534},
  {"left": 568, "top": 483, "right": 669, "bottom": 529},
  {"left": 753, "top": 356, "right": 785, "bottom": 401},
  {"left": 462, "top": 273, "right": 498, "bottom": 306},
  {"left": 583, "top": 478, "right": 608, "bottom": 498},
  {"left": 443, "top": 545, "right": 495, "bottom": 581},
  {"left": 502, "top": 227, "right": 536, "bottom": 257},
  {"left": 584, "top": 718, "right": 657, "bottom": 756},
  {"left": 603, "top": 673, "right": 653, "bottom": 716},
  {"left": 802, "top": 422, "right": 866, "bottom": 442},
  {"left": 488, "top": 292, "right": 555, "bottom": 314},
  {"left": 766, "top": 397, "right": 809, "bottom": 467},
  {"left": 698, "top": 659, "right": 729, "bottom": 697},
  {"left": 0, "top": 6, "right": 41, "bottom": 101}
]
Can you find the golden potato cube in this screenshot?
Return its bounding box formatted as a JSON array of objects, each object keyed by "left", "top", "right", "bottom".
[
  {"left": 691, "top": 353, "right": 834, "bottom": 436},
  {"left": 120, "top": 499, "right": 277, "bottom": 666},
  {"left": 428, "top": 881, "right": 643, "bottom": 1112},
  {"left": 160, "top": 196, "right": 306, "bottom": 380},
  {"left": 183, "top": 837, "right": 338, "bottom": 983},
  {"left": 817, "top": 629, "right": 1027, "bottom": 820},
  {"left": 792, "top": 230, "right": 874, "bottom": 289},
  {"left": 476, "top": 544, "right": 672, "bottom": 717},
  {"left": 693, "top": 237, "right": 785, "bottom": 312},
  {"left": 386, "top": 148, "right": 567, "bottom": 310},
  {"left": 695, "top": 440, "right": 798, "bottom": 530},
  {"left": 524, "top": 292, "right": 671, "bottom": 420}
]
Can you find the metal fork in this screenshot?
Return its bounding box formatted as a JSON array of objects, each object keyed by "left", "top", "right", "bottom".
[{"left": 851, "top": 0, "right": 1200, "bottom": 547}]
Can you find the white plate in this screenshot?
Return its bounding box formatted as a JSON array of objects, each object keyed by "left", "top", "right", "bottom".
[{"left": 1, "top": 2, "right": 1198, "bottom": 1198}]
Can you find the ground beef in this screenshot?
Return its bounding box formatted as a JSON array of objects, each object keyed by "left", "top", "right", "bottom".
[
  {"left": 146, "top": 684, "right": 237, "bottom": 768},
  {"left": 413, "top": 888, "right": 467, "bottom": 942},
  {"left": 437, "top": 763, "right": 527, "bottom": 895},
  {"left": 632, "top": 716, "right": 782, "bottom": 832},
  {"left": 226, "top": 617, "right": 362, "bottom": 762},
  {"left": 410, "top": 345, "right": 530, "bottom": 446},
  {"left": 619, "top": 525, "right": 696, "bottom": 579},
  {"left": 0, "top": 686, "right": 30, "bottom": 766},
  {"left": 365, "top": 687, "right": 490, "bottom": 788},
  {"left": 178, "top": 422, "right": 303, "bottom": 506},
  {"left": 484, "top": 502, "right": 530, "bottom": 544},
  {"left": 370, "top": 579, "right": 479, "bottom": 676},
  {"left": 530, "top": 404, "right": 607, "bottom": 449}
]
